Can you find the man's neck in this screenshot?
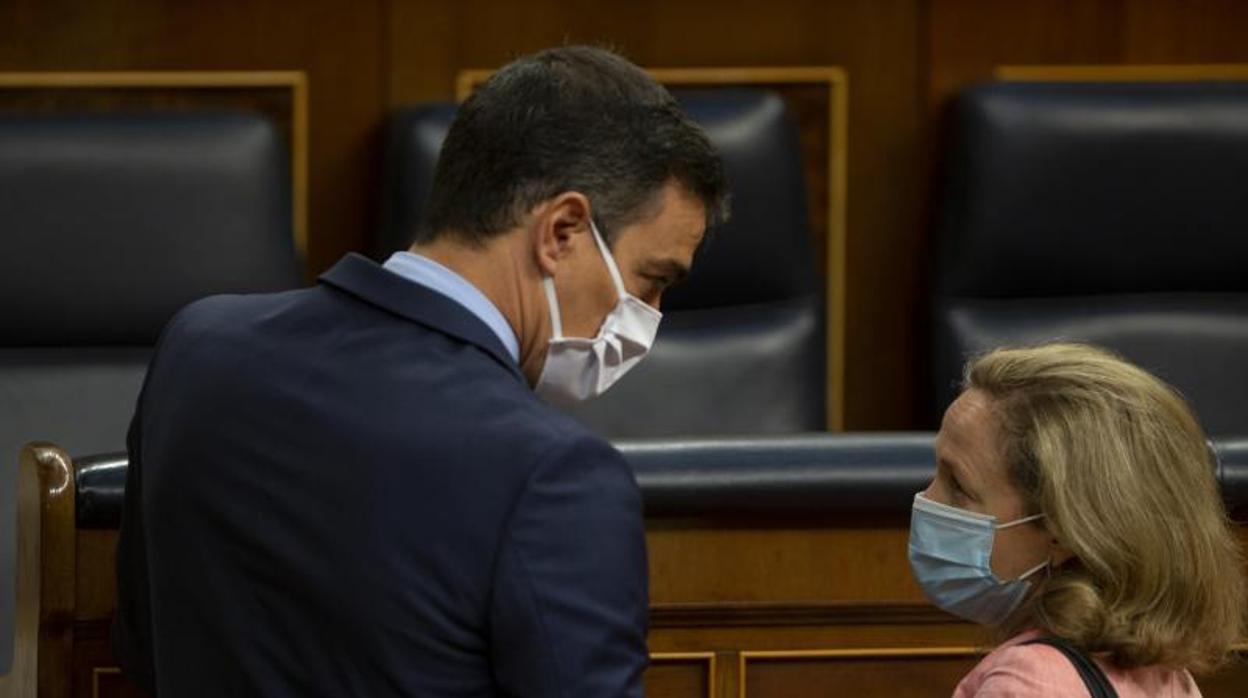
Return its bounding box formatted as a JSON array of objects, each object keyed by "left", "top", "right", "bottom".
[{"left": 410, "top": 233, "right": 545, "bottom": 384}]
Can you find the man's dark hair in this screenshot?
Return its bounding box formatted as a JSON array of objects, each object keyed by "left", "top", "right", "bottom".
[{"left": 420, "top": 45, "right": 729, "bottom": 246}]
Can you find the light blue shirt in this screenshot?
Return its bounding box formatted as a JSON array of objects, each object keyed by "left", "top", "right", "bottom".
[{"left": 382, "top": 251, "right": 520, "bottom": 363}]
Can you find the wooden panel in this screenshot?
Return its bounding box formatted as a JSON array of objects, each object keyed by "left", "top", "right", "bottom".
[
  {"left": 1123, "top": 0, "right": 1248, "bottom": 63},
  {"left": 0, "top": 0, "right": 385, "bottom": 276},
  {"left": 71, "top": 622, "right": 146, "bottom": 698},
  {"left": 387, "top": 0, "right": 925, "bottom": 430},
  {"left": 36, "top": 446, "right": 77, "bottom": 698},
  {"left": 741, "top": 647, "right": 1248, "bottom": 698},
  {"left": 646, "top": 653, "right": 715, "bottom": 698},
  {"left": 647, "top": 518, "right": 924, "bottom": 605},
  {"left": 925, "top": 0, "right": 1126, "bottom": 113},
  {"left": 741, "top": 649, "right": 980, "bottom": 698},
  {"left": 69, "top": 628, "right": 1248, "bottom": 698},
  {"left": 68, "top": 620, "right": 146, "bottom": 698},
  {"left": 51, "top": 517, "right": 1248, "bottom": 697},
  {"left": 92, "top": 668, "right": 144, "bottom": 698},
  {"left": 75, "top": 531, "right": 121, "bottom": 622},
  {"left": 1196, "top": 650, "right": 1248, "bottom": 698},
  {"left": 927, "top": 0, "right": 1248, "bottom": 113}
]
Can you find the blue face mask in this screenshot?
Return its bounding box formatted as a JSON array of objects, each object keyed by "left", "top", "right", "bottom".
[{"left": 908, "top": 492, "right": 1047, "bottom": 626}]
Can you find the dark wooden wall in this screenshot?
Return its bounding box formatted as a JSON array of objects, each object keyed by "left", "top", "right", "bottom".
[{"left": 3, "top": 0, "right": 1246, "bottom": 429}]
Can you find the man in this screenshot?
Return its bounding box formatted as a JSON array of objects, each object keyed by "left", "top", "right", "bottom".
[{"left": 113, "top": 46, "right": 728, "bottom": 696}]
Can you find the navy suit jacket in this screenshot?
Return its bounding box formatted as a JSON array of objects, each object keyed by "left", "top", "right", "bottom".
[{"left": 114, "top": 254, "right": 650, "bottom": 696}]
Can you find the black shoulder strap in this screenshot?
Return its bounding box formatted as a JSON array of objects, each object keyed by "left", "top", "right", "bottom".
[{"left": 1023, "top": 636, "right": 1119, "bottom": 698}]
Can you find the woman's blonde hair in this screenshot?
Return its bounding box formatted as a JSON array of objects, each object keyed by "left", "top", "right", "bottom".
[{"left": 966, "top": 343, "right": 1245, "bottom": 672}]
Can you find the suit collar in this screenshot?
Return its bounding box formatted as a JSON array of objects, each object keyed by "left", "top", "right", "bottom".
[{"left": 319, "top": 253, "right": 526, "bottom": 383}]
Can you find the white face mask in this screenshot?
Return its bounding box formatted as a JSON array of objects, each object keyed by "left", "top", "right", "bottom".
[{"left": 534, "top": 220, "right": 662, "bottom": 406}]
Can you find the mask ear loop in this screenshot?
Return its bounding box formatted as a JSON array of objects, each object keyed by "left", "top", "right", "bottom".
[
  {"left": 1016, "top": 558, "right": 1050, "bottom": 581},
  {"left": 994, "top": 512, "right": 1045, "bottom": 530},
  {"left": 543, "top": 277, "right": 565, "bottom": 340},
  {"left": 543, "top": 218, "right": 617, "bottom": 343},
  {"left": 995, "top": 512, "right": 1051, "bottom": 582},
  {"left": 588, "top": 220, "right": 629, "bottom": 299}
]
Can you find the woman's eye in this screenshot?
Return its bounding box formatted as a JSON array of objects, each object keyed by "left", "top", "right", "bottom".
[{"left": 948, "top": 473, "right": 968, "bottom": 500}]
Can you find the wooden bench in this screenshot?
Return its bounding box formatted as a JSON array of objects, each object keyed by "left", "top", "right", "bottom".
[{"left": 9, "top": 438, "right": 1248, "bottom": 697}]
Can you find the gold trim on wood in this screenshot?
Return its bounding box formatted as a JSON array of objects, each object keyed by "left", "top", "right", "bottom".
[
  {"left": 737, "top": 646, "right": 984, "bottom": 698},
  {"left": 456, "top": 66, "right": 849, "bottom": 431},
  {"left": 92, "top": 667, "right": 122, "bottom": 698},
  {"left": 996, "top": 64, "right": 1248, "bottom": 82},
  {"left": 0, "top": 71, "right": 310, "bottom": 261},
  {"left": 83, "top": 655, "right": 718, "bottom": 697},
  {"left": 0, "top": 71, "right": 304, "bottom": 88},
  {"left": 651, "top": 651, "right": 717, "bottom": 698},
  {"left": 454, "top": 70, "right": 484, "bottom": 102},
  {"left": 651, "top": 600, "right": 956, "bottom": 628},
  {"left": 742, "top": 646, "right": 983, "bottom": 659}
]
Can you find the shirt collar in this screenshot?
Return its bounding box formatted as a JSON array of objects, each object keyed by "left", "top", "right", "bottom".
[{"left": 381, "top": 251, "right": 520, "bottom": 363}]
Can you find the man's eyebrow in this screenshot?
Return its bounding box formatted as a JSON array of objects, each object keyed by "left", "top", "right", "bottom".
[{"left": 645, "top": 258, "right": 690, "bottom": 283}]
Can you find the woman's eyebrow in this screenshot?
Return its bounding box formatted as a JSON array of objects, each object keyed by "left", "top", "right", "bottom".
[{"left": 940, "top": 456, "right": 977, "bottom": 490}]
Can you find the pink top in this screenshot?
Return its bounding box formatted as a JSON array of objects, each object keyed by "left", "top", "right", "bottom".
[{"left": 953, "top": 629, "right": 1201, "bottom": 697}]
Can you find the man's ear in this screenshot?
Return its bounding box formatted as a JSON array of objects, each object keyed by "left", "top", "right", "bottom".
[{"left": 533, "top": 192, "right": 592, "bottom": 276}]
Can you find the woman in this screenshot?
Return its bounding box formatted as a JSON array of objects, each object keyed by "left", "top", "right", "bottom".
[{"left": 910, "top": 343, "right": 1245, "bottom": 696}]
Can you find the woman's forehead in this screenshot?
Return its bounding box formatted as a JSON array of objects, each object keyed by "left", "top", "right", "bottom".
[
  {"left": 938, "top": 390, "right": 1005, "bottom": 478},
  {"left": 940, "top": 390, "right": 994, "bottom": 443}
]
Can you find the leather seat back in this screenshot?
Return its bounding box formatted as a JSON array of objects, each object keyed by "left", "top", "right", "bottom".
[{"left": 932, "top": 82, "right": 1248, "bottom": 434}]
